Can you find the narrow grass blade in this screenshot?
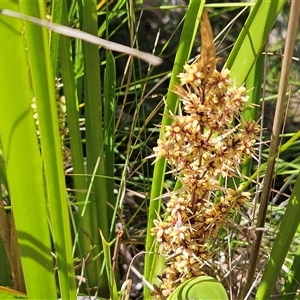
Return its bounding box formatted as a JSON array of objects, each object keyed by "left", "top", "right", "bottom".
[
  {"left": 59, "top": 1, "right": 90, "bottom": 279},
  {"left": 79, "top": 0, "right": 108, "bottom": 292},
  {"left": 104, "top": 50, "right": 116, "bottom": 234},
  {"left": 59, "top": 0, "right": 87, "bottom": 194},
  {"left": 0, "top": 8, "right": 162, "bottom": 66},
  {"left": 99, "top": 230, "right": 118, "bottom": 300},
  {"left": 49, "top": 0, "right": 63, "bottom": 76}
]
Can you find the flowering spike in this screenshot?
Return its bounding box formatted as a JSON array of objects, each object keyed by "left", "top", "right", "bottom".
[{"left": 151, "top": 9, "right": 261, "bottom": 299}]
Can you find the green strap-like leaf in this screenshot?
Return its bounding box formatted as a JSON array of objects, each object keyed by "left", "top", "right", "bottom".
[
  {"left": 0, "top": 1, "right": 58, "bottom": 298},
  {"left": 225, "top": 0, "right": 285, "bottom": 86},
  {"left": 19, "top": 2, "right": 76, "bottom": 298}
]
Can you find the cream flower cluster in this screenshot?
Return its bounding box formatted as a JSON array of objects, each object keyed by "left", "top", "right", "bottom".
[{"left": 151, "top": 60, "right": 261, "bottom": 298}]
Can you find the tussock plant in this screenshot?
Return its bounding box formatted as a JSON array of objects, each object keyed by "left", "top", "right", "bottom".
[
  {"left": 150, "top": 11, "right": 261, "bottom": 299},
  {"left": 2, "top": 1, "right": 299, "bottom": 299}
]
